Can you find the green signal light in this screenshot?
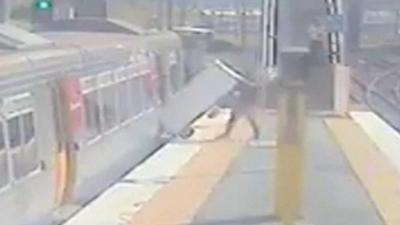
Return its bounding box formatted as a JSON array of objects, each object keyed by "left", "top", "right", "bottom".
[{"left": 34, "top": 0, "right": 53, "bottom": 10}]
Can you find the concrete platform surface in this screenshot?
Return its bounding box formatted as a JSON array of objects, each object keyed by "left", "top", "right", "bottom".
[
  {"left": 61, "top": 112, "right": 395, "bottom": 225},
  {"left": 191, "top": 117, "right": 383, "bottom": 225}
]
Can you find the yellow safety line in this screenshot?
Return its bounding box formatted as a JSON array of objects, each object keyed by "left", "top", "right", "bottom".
[
  {"left": 325, "top": 118, "right": 400, "bottom": 225},
  {"left": 126, "top": 118, "right": 253, "bottom": 225}
]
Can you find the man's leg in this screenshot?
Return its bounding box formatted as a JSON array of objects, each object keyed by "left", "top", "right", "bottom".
[{"left": 247, "top": 111, "right": 260, "bottom": 140}]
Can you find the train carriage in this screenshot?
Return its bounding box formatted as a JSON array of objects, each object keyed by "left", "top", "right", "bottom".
[
  {"left": 0, "top": 17, "right": 240, "bottom": 224},
  {"left": 0, "top": 30, "right": 186, "bottom": 225}
]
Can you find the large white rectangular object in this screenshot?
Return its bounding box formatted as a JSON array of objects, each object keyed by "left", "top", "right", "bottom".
[{"left": 160, "top": 64, "right": 238, "bottom": 134}]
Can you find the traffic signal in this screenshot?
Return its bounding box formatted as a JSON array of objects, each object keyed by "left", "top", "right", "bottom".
[
  {"left": 34, "top": 0, "right": 53, "bottom": 11},
  {"left": 32, "top": 0, "right": 53, "bottom": 24}
]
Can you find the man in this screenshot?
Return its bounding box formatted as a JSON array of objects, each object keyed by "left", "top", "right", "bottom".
[{"left": 222, "top": 81, "right": 261, "bottom": 140}]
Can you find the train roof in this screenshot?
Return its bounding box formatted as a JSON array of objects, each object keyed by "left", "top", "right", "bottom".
[
  {"left": 0, "top": 30, "right": 181, "bottom": 90},
  {"left": 41, "top": 30, "right": 181, "bottom": 50}
]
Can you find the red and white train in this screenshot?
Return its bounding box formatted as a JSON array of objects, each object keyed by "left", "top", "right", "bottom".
[{"left": 0, "top": 25, "right": 224, "bottom": 225}]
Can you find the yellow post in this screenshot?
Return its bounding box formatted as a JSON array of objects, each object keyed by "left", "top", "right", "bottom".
[{"left": 275, "top": 83, "right": 306, "bottom": 225}]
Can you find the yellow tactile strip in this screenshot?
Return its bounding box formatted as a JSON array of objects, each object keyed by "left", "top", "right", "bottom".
[
  {"left": 125, "top": 118, "right": 253, "bottom": 225},
  {"left": 325, "top": 118, "right": 400, "bottom": 225}
]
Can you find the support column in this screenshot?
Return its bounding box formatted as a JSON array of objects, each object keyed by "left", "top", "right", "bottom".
[
  {"left": 275, "top": 48, "right": 308, "bottom": 225},
  {"left": 276, "top": 83, "right": 306, "bottom": 225}
]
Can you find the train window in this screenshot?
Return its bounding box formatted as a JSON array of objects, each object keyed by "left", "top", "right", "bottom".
[
  {"left": 170, "top": 64, "right": 180, "bottom": 94},
  {"left": 83, "top": 92, "right": 102, "bottom": 140},
  {"left": 143, "top": 72, "right": 160, "bottom": 109},
  {"left": 129, "top": 77, "right": 144, "bottom": 116},
  {"left": 100, "top": 86, "right": 118, "bottom": 131},
  {"left": 0, "top": 123, "right": 8, "bottom": 188},
  {"left": 169, "top": 51, "right": 181, "bottom": 94},
  {"left": 142, "top": 76, "right": 152, "bottom": 110},
  {"left": 117, "top": 81, "right": 131, "bottom": 123},
  {"left": 0, "top": 123, "right": 5, "bottom": 151},
  {"left": 22, "top": 113, "right": 35, "bottom": 145},
  {"left": 7, "top": 117, "right": 22, "bottom": 149},
  {"left": 154, "top": 55, "right": 166, "bottom": 104},
  {"left": 0, "top": 93, "right": 39, "bottom": 181},
  {"left": 6, "top": 112, "right": 38, "bottom": 180},
  {"left": 0, "top": 153, "right": 8, "bottom": 188}
]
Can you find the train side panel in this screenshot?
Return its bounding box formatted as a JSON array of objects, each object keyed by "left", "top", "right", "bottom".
[
  {"left": 71, "top": 57, "right": 165, "bottom": 203},
  {"left": 0, "top": 83, "right": 58, "bottom": 225}
]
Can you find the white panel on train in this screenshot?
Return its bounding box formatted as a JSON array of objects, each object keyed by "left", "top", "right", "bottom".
[{"left": 160, "top": 63, "right": 238, "bottom": 134}]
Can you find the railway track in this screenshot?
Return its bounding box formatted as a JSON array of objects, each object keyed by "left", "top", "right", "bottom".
[{"left": 352, "top": 53, "right": 400, "bottom": 131}]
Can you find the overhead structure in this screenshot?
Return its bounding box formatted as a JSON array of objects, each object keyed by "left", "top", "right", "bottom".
[
  {"left": 260, "top": 0, "right": 278, "bottom": 70},
  {"left": 0, "top": 0, "right": 52, "bottom": 49},
  {"left": 261, "top": 0, "right": 350, "bottom": 69},
  {"left": 33, "top": 0, "right": 109, "bottom": 24},
  {"left": 0, "top": 0, "right": 10, "bottom": 23},
  {"left": 325, "top": 0, "right": 345, "bottom": 64}
]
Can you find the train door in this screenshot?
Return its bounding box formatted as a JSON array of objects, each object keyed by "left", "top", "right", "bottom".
[{"left": 54, "top": 77, "right": 84, "bottom": 205}]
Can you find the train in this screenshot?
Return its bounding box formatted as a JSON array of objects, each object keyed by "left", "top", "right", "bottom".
[{"left": 0, "top": 22, "right": 223, "bottom": 225}]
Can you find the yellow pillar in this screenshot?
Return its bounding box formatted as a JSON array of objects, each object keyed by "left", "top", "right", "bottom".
[{"left": 275, "top": 84, "right": 306, "bottom": 225}]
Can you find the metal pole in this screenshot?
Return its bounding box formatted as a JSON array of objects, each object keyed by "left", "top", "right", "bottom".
[
  {"left": 0, "top": 0, "right": 10, "bottom": 23},
  {"left": 240, "top": 0, "right": 248, "bottom": 48},
  {"left": 261, "top": 0, "right": 278, "bottom": 70},
  {"left": 261, "top": 0, "right": 268, "bottom": 68}
]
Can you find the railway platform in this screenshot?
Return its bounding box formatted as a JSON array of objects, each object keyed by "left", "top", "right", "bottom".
[{"left": 61, "top": 108, "right": 400, "bottom": 225}]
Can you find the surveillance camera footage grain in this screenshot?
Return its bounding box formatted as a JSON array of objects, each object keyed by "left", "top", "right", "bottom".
[{"left": 0, "top": 1, "right": 398, "bottom": 225}]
